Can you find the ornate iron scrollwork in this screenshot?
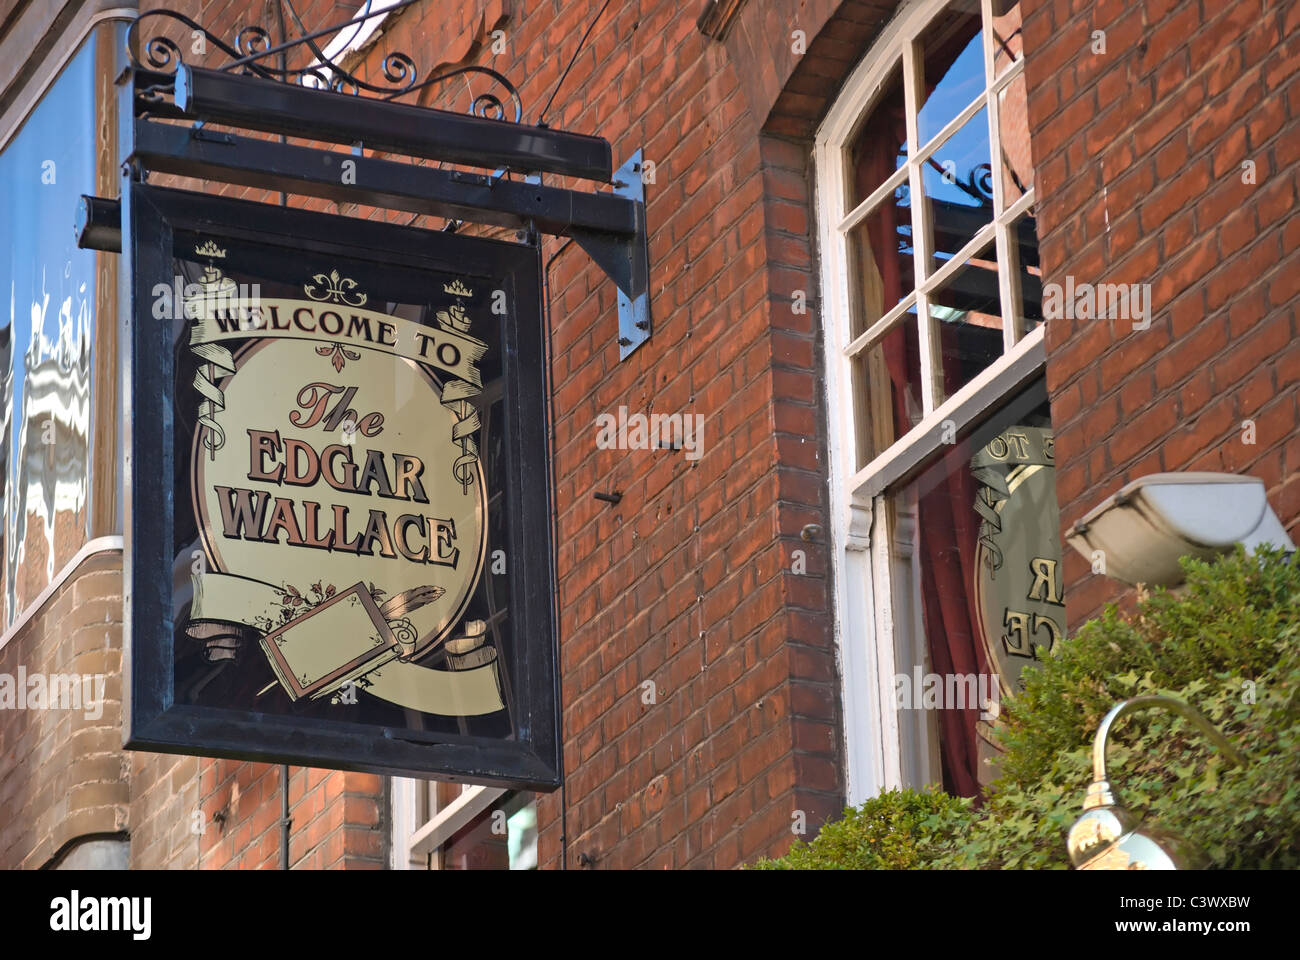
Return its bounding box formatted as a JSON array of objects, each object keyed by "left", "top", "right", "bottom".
[
  {"left": 125, "top": 1, "right": 523, "bottom": 122},
  {"left": 968, "top": 162, "right": 994, "bottom": 203}
]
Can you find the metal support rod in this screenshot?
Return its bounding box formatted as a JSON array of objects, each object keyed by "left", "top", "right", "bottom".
[
  {"left": 280, "top": 763, "right": 291, "bottom": 869},
  {"left": 95, "top": 66, "right": 653, "bottom": 361},
  {"left": 129, "top": 120, "right": 638, "bottom": 245},
  {"left": 173, "top": 64, "right": 613, "bottom": 182},
  {"left": 75, "top": 195, "right": 121, "bottom": 253}
]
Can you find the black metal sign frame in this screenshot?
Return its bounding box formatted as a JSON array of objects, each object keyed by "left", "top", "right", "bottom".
[{"left": 121, "top": 182, "right": 560, "bottom": 788}]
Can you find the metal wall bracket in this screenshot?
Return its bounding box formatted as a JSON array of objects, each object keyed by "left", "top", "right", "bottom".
[
  {"left": 80, "top": 65, "right": 654, "bottom": 363},
  {"left": 570, "top": 150, "right": 652, "bottom": 360}
]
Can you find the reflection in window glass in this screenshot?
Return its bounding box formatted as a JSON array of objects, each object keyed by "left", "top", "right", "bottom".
[
  {"left": 851, "top": 321, "right": 921, "bottom": 470},
  {"left": 0, "top": 36, "right": 99, "bottom": 627},
  {"left": 847, "top": 186, "right": 914, "bottom": 334},
  {"left": 991, "top": 0, "right": 1028, "bottom": 76},
  {"left": 507, "top": 801, "right": 538, "bottom": 870},
  {"left": 920, "top": 107, "right": 993, "bottom": 275},
  {"left": 1010, "top": 213, "right": 1043, "bottom": 335},
  {"left": 997, "top": 71, "right": 1034, "bottom": 209},
  {"left": 848, "top": 64, "right": 908, "bottom": 210},
  {"left": 929, "top": 240, "right": 1003, "bottom": 396},
  {"left": 840, "top": 0, "right": 1040, "bottom": 421},
  {"left": 443, "top": 792, "right": 536, "bottom": 870},
  {"left": 916, "top": 1, "right": 983, "bottom": 147},
  {"left": 891, "top": 381, "right": 1060, "bottom": 796}
]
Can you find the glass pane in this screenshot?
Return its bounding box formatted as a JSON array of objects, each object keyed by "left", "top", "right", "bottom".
[
  {"left": 916, "top": 0, "right": 984, "bottom": 147},
  {"left": 443, "top": 806, "right": 510, "bottom": 869},
  {"left": 169, "top": 230, "right": 519, "bottom": 741},
  {"left": 991, "top": 0, "right": 1028, "bottom": 77},
  {"left": 929, "top": 240, "right": 1004, "bottom": 397},
  {"left": 921, "top": 108, "right": 993, "bottom": 275},
  {"left": 847, "top": 63, "right": 908, "bottom": 211},
  {"left": 507, "top": 800, "right": 538, "bottom": 870},
  {"left": 850, "top": 320, "right": 922, "bottom": 471},
  {"left": 1009, "top": 213, "right": 1043, "bottom": 335},
  {"left": 437, "top": 780, "right": 464, "bottom": 808},
  {"left": 0, "top": 33, "right": 101, "bottom": 627},
  {"left": 888, "top": 379, "right": 1058, "bottom": 795},
  {"left": 846, "top": 185, "right": 914, "bottom": 335},
  {"left": 997, "top": 71, "right": 1034, "bottom": 209},
  {"left": 443, "top": 792, "right": 536, "bottom": 870}
]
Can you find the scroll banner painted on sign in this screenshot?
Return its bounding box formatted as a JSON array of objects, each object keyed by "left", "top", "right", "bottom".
[
  {"left": 185, "top": 572, "right": 504, "bottom": 715},
  {"left": 187, "top": 298, "right": 487, "bottom": 385}
]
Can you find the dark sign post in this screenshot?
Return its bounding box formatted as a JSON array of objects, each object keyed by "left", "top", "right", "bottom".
[{"left": 78, "top": 8, "right": 652, "bottom": 788}]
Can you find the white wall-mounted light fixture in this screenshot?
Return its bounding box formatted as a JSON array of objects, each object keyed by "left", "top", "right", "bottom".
[{"left": 1066, "top": 472, "right": 1295, "bottom": 587}]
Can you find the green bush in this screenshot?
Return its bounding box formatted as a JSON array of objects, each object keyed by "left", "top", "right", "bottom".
[
  {"left": 749, "top": 786, "right": 976, "bottom": 870},
  {"left": 753, "top": 547, "right": 1300, "bottom": 870}
]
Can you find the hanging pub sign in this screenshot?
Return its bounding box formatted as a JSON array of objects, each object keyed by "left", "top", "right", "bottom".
[{"left": 121, "top": 184, "right": 560, "bottom": 787}]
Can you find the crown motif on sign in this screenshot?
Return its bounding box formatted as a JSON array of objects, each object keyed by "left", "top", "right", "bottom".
[
  {"left": 444, "top": 279, "right": 472, "bottom": 298},
  {"left": 195, "top": 240, "right": 227, "bottom": 259}
]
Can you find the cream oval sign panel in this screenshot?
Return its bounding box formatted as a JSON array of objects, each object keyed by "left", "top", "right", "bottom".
[
  {"left": 173, "top": 242, "right": 510, "bottom": 731},
  {"left": 971, "top": 423, "right": 1065, "bottom": 764}
]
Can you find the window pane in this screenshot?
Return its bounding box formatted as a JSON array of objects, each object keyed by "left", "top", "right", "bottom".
[
  {"left": 441, "top": 792, "right": 536, "bottom": 870},
  {"left": 928, "top": 239, "right": 1003, "bottom": 398},
  {"left": 846, "top": 186, "right": 914, "bottom": 334},
  {"left": 990, "top": 0, "right": 1028, "bottom": 77},
  {"left": 850, "top": 321, "right": 922, "bottom": 470},
  {"left": 0, "top": 33, "right": 100, "bottom": 627},
  {"left": 507, "top": 801, "right": 538, "bottom": 870},
  {"left": 996, "top": 71, "right": 1034, "bottom": 210},
  {"left": 916, "top": 0, "right": 984, "bottom": 147},
  {"left": 1008, "top": 213, "right": 1043, "bottom": 335},
  {"left": 888, "top": 380, "right": 1058, "bottom": 795},
  {"left": 920, "top": 108, "right": 993, "bottom": 276},
  {"left": 847, "top": 63, "right": 908, "bottom": 211}
]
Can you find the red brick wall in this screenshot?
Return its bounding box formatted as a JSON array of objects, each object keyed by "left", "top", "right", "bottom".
[
  {"left": 343, "top": 0, "right": 910, "bottom": 868},
  {"left": 13, "top": 0, "right": 1295, "bottom": 871},
  {"left": 198, "top": 764, "right": 385, "bottom": 870},
  {"left": 0, "top": 553, "right": 129, "bottom": 869},
  {"left": 125, "top": 0, "right": 909, "bottom": 872},
  {"left": 1022, "top": 0, "right": 1300, "bottom": 625},
  {"left": 83, "top": 0, "right": 860, "bottom": 870}
]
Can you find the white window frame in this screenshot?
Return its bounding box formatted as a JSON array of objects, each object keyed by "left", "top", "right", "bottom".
[
  {"left": 814, "top": 0, "right": 1046, "bottom": 805},
  {"left": 390, "top": 779, "right": 506, "bottom": 869}
]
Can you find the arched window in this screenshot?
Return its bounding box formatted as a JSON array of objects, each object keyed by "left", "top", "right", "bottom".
[{"left": 816, "top": 0, "right": 1059, "bottom": 803}]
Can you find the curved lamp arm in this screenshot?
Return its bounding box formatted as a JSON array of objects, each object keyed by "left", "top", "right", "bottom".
[{"left": 1083, "top": 695, "right": 1248, "bottom": 811}]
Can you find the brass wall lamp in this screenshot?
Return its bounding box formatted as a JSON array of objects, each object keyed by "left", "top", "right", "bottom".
[{"left": 1067, "top": 695, "right": 1248, "bottom": 870}]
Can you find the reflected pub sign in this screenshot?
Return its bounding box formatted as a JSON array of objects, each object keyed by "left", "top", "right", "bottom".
[{"left": 122, "top": 185, "right": 560, "bottom": 787}]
